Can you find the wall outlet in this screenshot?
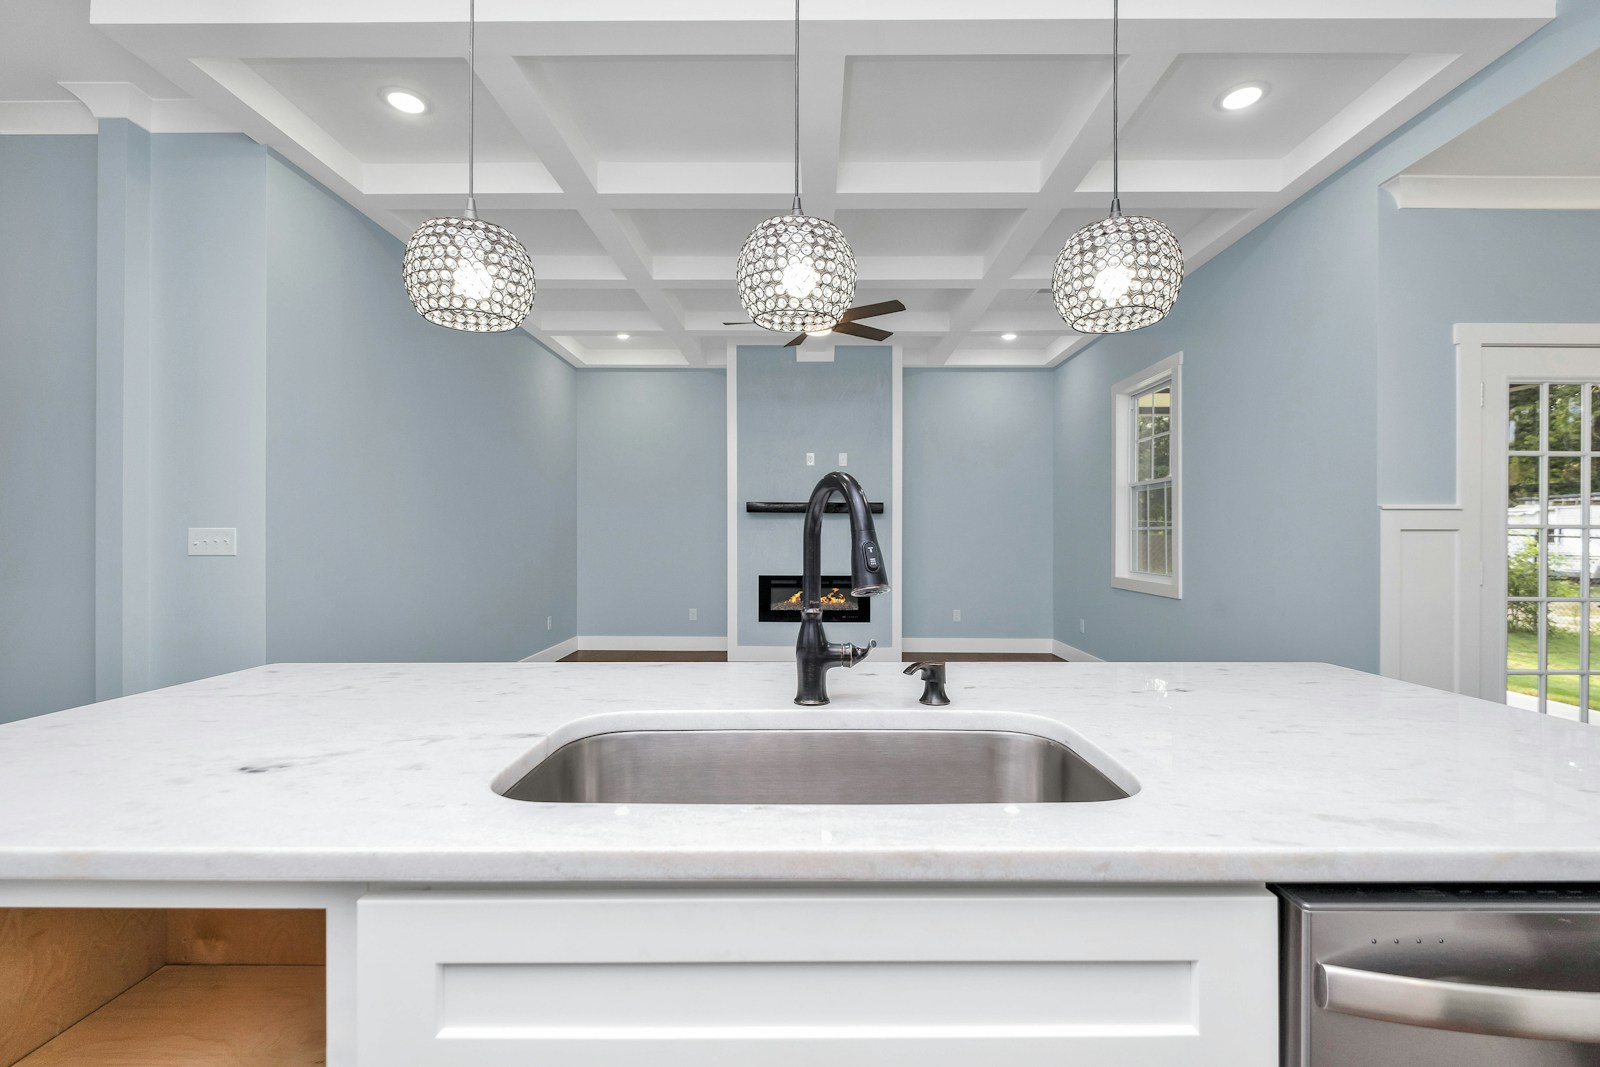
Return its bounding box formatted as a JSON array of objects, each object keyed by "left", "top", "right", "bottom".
[
  {"left": 838, "top": 452, "right": 848, "bottom": 466},
  {"left": 547, "top": 616, "right": 553, "bottom": 631},
  {"left": 1079, "top": 618, "right": 1086, "bottom": 633},
  {"left": 952, "top": 608, "right": 961, "bottom": 623},
  {"left": 689, "top": 608, "right": 698, "bottom": 621},
  {"left": 805, "top": 452, "right": 815, "bottom": 466},
  {"left": 188, "top": 528, "right": 237, "bottom": 556}
]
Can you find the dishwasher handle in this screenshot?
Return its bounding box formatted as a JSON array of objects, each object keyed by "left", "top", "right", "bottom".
[{"left": 1316, "top": 962, "right": 1600, "bottom": 1043}]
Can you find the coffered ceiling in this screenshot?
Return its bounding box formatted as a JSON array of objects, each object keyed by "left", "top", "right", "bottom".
[{"left": 9, "top": 1, "right": 1555, "bottom": 366}]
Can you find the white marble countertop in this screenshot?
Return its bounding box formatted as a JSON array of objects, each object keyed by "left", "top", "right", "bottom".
[{"left": 2, "top": 660, "right": 1599, "bottom": 884}]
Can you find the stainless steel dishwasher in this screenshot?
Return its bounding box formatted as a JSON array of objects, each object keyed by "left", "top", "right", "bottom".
[{"left": 1279, "top": 886, "right": 1600, "bottom": 1066}]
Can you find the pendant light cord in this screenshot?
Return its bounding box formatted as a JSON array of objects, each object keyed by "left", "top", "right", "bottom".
[
  {"left": 1110, "top": 0, "right": 1121, "bottom": 217},
  {"left": 792, "top": 0, "right": 802, "bottom": 214},
  {"left": 466, "top": 0, "right": 477, "bottom": 218}
]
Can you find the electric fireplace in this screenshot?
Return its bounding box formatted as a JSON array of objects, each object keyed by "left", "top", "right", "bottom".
[{"left": 757, "top": 574, "right": 871, "bottom": 623}]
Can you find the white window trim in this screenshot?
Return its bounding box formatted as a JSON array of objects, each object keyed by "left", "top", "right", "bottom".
[{"left": 1112, "top": 352, "right": 1183, "bottom": 599}]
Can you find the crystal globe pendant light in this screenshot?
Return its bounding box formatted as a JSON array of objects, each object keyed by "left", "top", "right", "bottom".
[
  {"left": 1052, "top": 0, "right": 1183, "bottom": 334},
  {"left": 402, "top": 0, "right": 535, "bottom": 332},
  {"left": 734, "top": 0, "right": 856, "bottom": 334}
]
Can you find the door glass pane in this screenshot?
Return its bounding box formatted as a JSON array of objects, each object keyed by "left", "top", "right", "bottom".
[
  {"left": 1510, "top": 383, "right": 1540, "bottom": 450},
  {"left": 1592, "top": 385, "right": 1600, "bottom": 452},
  {"left": 1548, "top": 602, "right": 1583, "bottom": 670},
  {"left": 1509, "top": 456, "right": 1541, "bottom": 524},
  {"left": 1547, "top": 676, "right": 1582, "bottom": 720},
  {"left": 1508, "top": 605, "right": 1538, "bottom": 671},
  {"left": 1507, "top": 673, "right": 1539, "bottom": 706},
  {"left": 1547, "top": 528, "right": 1583, "bottom": 598},
  {"left": 1549, "top": 456, "right": 1582, "bottom": 522},
  {"left": 1550, "top": 383, "right": 1583, "bottom": 451},
  {"left": 1508, "top": 531, "right": 1540, "bottom": 600}
]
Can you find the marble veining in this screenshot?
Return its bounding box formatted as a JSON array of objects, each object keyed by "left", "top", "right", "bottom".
[{"left": 1, "top": 660, "right": 1598, "bottom": 884}]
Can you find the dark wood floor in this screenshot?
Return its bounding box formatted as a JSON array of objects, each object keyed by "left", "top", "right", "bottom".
[{"left": 559, "top": 650, "right": 1062, "bottom": 663}]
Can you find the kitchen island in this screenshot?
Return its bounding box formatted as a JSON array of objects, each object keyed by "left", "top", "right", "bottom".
[{"left": 1, "top": 660, "right": 1597, "bottom": 1066}]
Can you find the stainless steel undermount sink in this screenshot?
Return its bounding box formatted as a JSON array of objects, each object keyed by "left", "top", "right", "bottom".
[{"left": 497, "top": 724, "right": 1135, "bottom": 805}]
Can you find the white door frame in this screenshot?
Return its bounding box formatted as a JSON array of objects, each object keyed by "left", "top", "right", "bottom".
[{"left": 1453, "top": 323, "right": 1600, "bottom": 701}]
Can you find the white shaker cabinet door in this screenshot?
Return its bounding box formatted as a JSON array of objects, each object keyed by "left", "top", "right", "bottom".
[{"left": 356, "top": 886, "right": 1276, "bottom": 1067}]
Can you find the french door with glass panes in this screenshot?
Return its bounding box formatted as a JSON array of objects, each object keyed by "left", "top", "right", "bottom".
[{"left": 1481, "top": 347, "right": 1600, "bottom": 723}]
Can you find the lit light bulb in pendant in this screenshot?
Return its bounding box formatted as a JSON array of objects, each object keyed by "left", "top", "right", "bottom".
[
  {"left": 781, "top": 258, "right": 820, "bottom": 299},
  {"left": 452, "top": 260, "right": 495, "bottom": 301},
  {"left": 1092, "top": 263, "right": 1134, "bottom": 304},
  {"left": 809, "top": 327, "right": 832, "bottom": 337}
]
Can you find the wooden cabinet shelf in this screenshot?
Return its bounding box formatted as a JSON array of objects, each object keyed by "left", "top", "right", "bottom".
[
  {"left": 16, "top": 965, "right": 324, "bottom": 1067},
  {"left": 2, "top": 907, "right": 326, "bottom": 1067}
]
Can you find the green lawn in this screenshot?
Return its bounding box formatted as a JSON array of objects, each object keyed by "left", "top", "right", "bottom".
[{"left": 1507, "top": 628, "right": 1582, "bottom": 707}]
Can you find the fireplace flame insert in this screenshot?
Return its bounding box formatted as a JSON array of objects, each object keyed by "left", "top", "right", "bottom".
[{"left": 758, "top": 574, "right": 871, "bottom": 623}]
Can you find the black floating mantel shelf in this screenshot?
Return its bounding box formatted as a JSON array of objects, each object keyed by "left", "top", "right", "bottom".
[{"left": 745, "top": 501, "right": 885, "bottom": 514}]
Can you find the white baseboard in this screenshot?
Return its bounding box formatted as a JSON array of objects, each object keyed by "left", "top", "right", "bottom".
[
  {"left": 524, "top": 635, "right": 730, "bottom": 661},
  {"left": 902, "top": 637, "right": 1058, "bottom": 654},
  {"left": 520, "top": 636, "right": 580, "bottom": 662},
  {"left": 1052, "top": 639, "right": 1104, "bottom": 662},
  {"left": 576, "top": 635, "right": 728, "bottom": 652}
]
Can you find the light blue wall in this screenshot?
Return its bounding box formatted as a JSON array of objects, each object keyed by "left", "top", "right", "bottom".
[
  {"left": 264, "top": 153, "right": 577, "bottom": 663},
  {"left": 0, "top": 136, "right": 98, "bottom": 723},
  {"left": 147, "top": 134, "right": 269, "bottom": 688},
  {"left": 1, "top": 130, "right": 581, "bottom": 719},
  {"left": 1377, "top": 205, "right": 1600, "bottom": 504},
  {"left": 577, "top": 370, "right": 726, "bottom": 637},
  {"left": 904, "top": 369, "right": 1054, "bottom": 639},
  {"left": 736, "top": 346, "right": 893, "bottom": 648},
  {"left": 1051, "top": 0, "right": 1600, "bottom": 668},
  {"left": 1054, "top": 171, "right": 1379, "bottom": 667}
]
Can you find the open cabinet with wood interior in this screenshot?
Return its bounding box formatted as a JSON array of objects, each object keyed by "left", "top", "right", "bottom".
[{"left": 0, "top": 907, "right": 325, "bottom": 1065}]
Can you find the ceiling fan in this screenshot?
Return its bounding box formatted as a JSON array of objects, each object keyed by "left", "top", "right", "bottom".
[{"left": 724, "top": 299, "right": 906, "bottom": 347}]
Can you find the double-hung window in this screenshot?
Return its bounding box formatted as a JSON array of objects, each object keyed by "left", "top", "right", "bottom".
[{"left": 1112, "top": 353, "right": 1182, "bottom": 598}]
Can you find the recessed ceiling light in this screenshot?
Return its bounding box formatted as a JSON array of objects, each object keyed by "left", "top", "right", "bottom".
[
  {"left": 615, "top": 333, "right": 631, "bottom": 340},
  {"left": 383, "top": 88, "right": 428, "bottom": 115},
  {"left": 1218, "top": 83, "right": 1266, "bottom": 111},
  {"left": 1001, "top": 332, "right": 1018, "bottom": 341}
]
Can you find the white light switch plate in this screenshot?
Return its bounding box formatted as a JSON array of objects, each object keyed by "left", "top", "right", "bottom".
[
  {"left": 188, "top": 528, "right": 237, "bottom": 556},
  {"left": 805, "top": 452, "right": 815, "bottom": 466}
]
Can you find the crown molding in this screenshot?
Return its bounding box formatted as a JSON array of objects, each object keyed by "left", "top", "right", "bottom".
[
  {"left": 1384, "top": 173, "right": 1600, "bottom": 209},
  {"left": 58, "top": 81, "right": 235, "bottom": 133}
]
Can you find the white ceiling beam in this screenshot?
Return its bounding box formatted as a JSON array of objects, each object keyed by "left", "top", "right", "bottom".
[
  {"left": 653, "top": 255, "right": 986, "bottom": 288},
  {"left": 532, "top": 312, "right": 664, "bottom": 332},
  {"left": 363, "top": 162, "right": 562, "bottom": 201},
  {"left": 473, "top": 53, "right": 706, "bottom": 365}
]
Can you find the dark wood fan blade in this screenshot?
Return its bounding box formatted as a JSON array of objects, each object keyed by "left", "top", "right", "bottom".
[
  {"left": 723, "top": 321, "right": 753, "bottom": 325},
  {"left": 832, "top": 321, "right": 892, "bottom": 341},
  {"left": 839, "top": 299, "right": 906, "bottom": 323},
  {"left": 784, "top": 333, "right": 807, "bottom": 347}
]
